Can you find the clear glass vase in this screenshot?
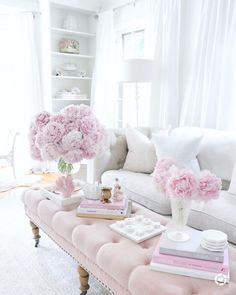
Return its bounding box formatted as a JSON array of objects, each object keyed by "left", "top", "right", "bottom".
[{"left": 167, "top": 197, "right": 192, "bottom": 242}]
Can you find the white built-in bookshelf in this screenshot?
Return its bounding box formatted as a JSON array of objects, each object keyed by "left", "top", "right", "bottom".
[{"left": 49, "top": 1, "right": 96, "bottom": 112}]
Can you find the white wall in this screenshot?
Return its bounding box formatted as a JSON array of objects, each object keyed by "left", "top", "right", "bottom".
[
  {"left": 0, "top": 0, "right": 39, "bottom": 11},
  {"left": 50, "top": 0, "right": 100, "bottom": 13},
  {"left": 100, "top": 0, "right": 132, "bottom": 11}
]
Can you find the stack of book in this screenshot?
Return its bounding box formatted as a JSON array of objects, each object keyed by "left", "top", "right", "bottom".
[
  {"left": 150, "top": 229, "right": 230, "bottom": 282},
  {"left": 77, "top": 197, "right": 131, "bottom": 220}
]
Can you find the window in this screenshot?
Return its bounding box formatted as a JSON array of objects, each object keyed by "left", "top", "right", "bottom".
[
  {"left": 117, "top": 29, "right": 151, "bottom": 128},
  {"left": 122, "top": 30, "right": 144, "bottom": 59}
]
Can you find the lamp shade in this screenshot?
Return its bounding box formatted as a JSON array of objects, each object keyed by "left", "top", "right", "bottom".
[{"left": 120, "top": 58, "right": 153, "bottom": 82}]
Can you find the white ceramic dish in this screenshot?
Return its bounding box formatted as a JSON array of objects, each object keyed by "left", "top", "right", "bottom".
[
  {"left": 202, "top": 230, "right": 227, "bottom": 244},
  {"left": 110, "top": 215, "right": 166, "bottom": 243}
]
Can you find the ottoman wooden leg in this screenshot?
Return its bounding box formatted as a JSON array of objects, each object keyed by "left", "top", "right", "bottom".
[
  {"left": 78, "top": 265, "right": 90, "bottom": 295},
  {"left": 30, "top": 221, "right": 41, "bottom": 248}
]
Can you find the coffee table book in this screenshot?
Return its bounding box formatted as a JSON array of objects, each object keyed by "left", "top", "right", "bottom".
[
  {"left": 152, "top": 244, "right": 229, "bottom": 274},
  {"left": 76, "top": 200, "right": 132, "bottom": 220},
  {"left": 159, "top": 229, "right": 224, "bottom": 262},
  {"left": 79, "top": 197, "right": 127, "bottom": 210},
  {"left": 150, "top": 261, "right": 230, "bottom": 282}
]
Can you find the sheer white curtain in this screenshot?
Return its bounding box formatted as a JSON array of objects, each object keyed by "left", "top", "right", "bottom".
[
  {"left": 91, "top": 10, "right": 117, "bottom": 128},
  {"left": 145, "top": 0, "right": 181, "bottom": 128},
  {"left": 180, "top": 0, "right": 236, "bottom": 130},
  {"left": 0, "top": 12, "right": 43, "bottom": 174}
]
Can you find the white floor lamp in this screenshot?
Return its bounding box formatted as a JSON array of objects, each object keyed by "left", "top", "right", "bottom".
[{"left": 121, "top": 58, "right": 153, "bottom": 126}]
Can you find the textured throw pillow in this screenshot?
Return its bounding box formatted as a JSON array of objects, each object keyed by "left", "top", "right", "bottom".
[
  {"left": 123, "top": 127, "right": 157, "bottom": 173},
  {"left": 152, "top": 134, "right": 202, "bottom": 171},
  {"left": 228, "top": 162, "right": 236, "bottom": 195}
]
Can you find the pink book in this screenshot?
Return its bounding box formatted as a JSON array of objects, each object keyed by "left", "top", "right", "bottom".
[
  {"left": 152, "top": 244, "right": 229, "bottom": 275},
  {"left": 79, "top": 197, "right": 127, "bottom": 210}
]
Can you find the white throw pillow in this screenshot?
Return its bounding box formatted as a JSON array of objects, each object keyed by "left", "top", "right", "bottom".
[
  {"left": 123, "top": 127, "right": 157, "bottom": 173},
  {"left": 228, "top": 162, "right": 236, "bottom": 195},
  {"left": 152, "top": 134, "right": 202, "bottom": 171}
]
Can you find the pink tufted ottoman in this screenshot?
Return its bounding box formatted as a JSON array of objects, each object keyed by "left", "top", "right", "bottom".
[{"left": 22, "top": 188, "right": 236, "bottom": 295}]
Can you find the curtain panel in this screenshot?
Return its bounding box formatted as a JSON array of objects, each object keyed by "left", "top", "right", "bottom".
[
  {"left": 91, "top": 10, "right": 118, "bottom": 128},
  {"left": 145, "top": 0, "right": 236, "bottom": 130}
]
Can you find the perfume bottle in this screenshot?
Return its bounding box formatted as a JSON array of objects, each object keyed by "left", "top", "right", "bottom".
[{"left": 112, "top": 178, "right": 124, "bottom": 202}]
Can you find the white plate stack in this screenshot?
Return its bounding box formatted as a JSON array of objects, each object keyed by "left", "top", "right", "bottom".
[{"left": 201, "top": 230, "right": 228, "bottom": 252}]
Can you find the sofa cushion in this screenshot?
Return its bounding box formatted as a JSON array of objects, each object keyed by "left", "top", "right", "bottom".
[
  {"left": 101, "top": 170, "right": 171, "bottom": 215},
  {"left": 152, "top": 133, "right": 202, "bottom": 169},
  {"left": 188, "top": 191, "right": 236, "bottom": 244},
  {"left": 228, "top": 161, "right": 236, "bottom": 195},
  {"left": 123, "top": 126, "right": 157, "bottom": 173},
  {"left": 172, "top": 127, "right": 236, "bottom": 181}
]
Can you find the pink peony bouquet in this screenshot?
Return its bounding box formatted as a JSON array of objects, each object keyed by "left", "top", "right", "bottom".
[
  {"left": 167, "top": 168, "right": 198, "bottom": 200},
  {"left": 153, "top": 159, "right": 176, "bottom": 193},
  {"left": 153, "top": 159, "right": 222, "bottom": 202},
  {"left": 29, "top": 104, "right": 107, "bottom": 175}
]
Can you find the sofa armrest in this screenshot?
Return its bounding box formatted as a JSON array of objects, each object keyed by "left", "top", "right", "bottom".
[{"left": 87, "top": 130, "right": 128, "bottom": 183}]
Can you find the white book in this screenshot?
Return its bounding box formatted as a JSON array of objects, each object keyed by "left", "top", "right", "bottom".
[
  {"left": 77, "top": 206, "right": 127, "bottom": 215},
  {"left": 76, "top": 201, "right": 132, "bottom": 220},
  {"left": 150, "top": 262, "right": 230, "bottom": 282},
  {"left": 159, "top": 230, "right": 225, "bottom": 262}
]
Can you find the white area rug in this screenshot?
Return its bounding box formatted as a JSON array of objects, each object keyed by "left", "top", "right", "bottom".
[{"left": 0, "top": 189, "right": 110, "bottom": 295}]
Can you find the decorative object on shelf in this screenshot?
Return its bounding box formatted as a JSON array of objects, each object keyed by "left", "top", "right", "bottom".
[
  {"left": 59, "top": 38, "right": 79, "bottom": 54},
  {"left": 110, "top": 215, "right": 166, "bottom": 243},
  {"left": 101, "top": 187, "right": 112, "bottom": 203},
  {"left": 71, "top": 87, "right": 81, "bottom": 94},
  {"left": 55, "top": 69, "right": 62, "bottom": 76},
  {"left": 153, "top": 159, "right": 222, "bottom": 242},
  {"left": 61, "top": 63, "right": 78, "bottom": 71},
  {"left": 29, "top": 105, "right": 108, "bottom": 204},
  {"left": 112, "top": 178, "right": 124, "bottom": 202},
  {"left": 78, "top": 70, "right": 86, "bottom": 77},
  {"left": 54, "top": 88, "right": 88, "bottom": 100},
  {"left": 63, "top": 15, "right": 78, "bottom": 31}
]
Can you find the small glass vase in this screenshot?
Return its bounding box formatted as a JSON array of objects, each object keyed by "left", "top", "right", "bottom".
[{"left": 167, "top": 197, "right": 192, "bottom": 242}]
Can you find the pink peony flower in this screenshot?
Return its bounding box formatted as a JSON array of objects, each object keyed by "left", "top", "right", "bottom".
[
  {"left": 41, "top": 143, "right": 59, "bottom": 161},
  {"left": 62, "top": 150, "right": 83, "bottom": 164},
  {"left": 153, "top": 159, "right": 176, "bottom": 193},
  {"left": 55, "top": 175, "right": 75, "bottom": 198},
  {"left": 34, "top": 111, "right": 50, "bottom": 130},
  {"left": 50, "top": 113, "right": 66, "bottom": 125},
  {"left": 64, "top": 120, "right": 78, "bottom": 133},
  {"left": 30, "top": 143, "right": 42, "bottom": 161},
  {"left": 62, "top": 130, "right": 83, "bottom": 151},
  {"left": 35, "top": 132, "right": 46, "bottom": 148},
  {"left": 42, "top": 122, "right": 65, "bottom": 143},
  {"left": 167, "top": 168, "right": 198, "bottom": 199},
  {"left": 197, "top": 170, "right": 222, "bottom": 201},
  {"left": 79, "top": 115, "right": 96, "bottom": 135},
  {"left": 78, "top": 104, "right": 92, "bottom": 118},
  {"left": 63, "top": 105, "right": 80, "bottom": 121},
  {"left": 29, "top": 123, "right": 37, "bottom": 141}
]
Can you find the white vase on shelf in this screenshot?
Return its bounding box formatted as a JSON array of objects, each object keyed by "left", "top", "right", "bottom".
[{"left": 63, "top": 15, "right": 78, "bottom": 31}]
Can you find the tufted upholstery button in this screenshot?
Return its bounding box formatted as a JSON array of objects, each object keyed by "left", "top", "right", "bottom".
[{"left": 112, "top": 239, "right": 119, "bottom": 243}]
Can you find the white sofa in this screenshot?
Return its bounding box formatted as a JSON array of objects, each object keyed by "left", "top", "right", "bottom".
[{"left": 87, "top": 127, "right": 236, "bottom": 244}]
